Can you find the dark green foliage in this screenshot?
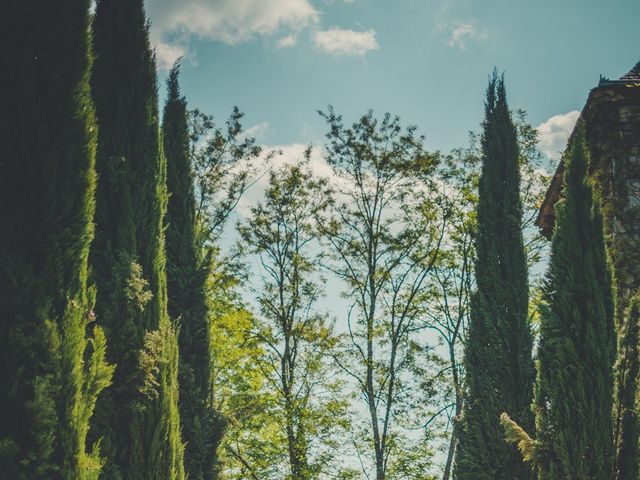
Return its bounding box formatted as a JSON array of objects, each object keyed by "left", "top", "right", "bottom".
[
  {"left": 89, "top": 0, "right": 185, "bottom": 477},
  {"left": 0, "top": 1, "right": 113, "bottom": 478},
  {"left": 533, "top": 126, "right": 616, "bottom": 479},
  {"left": 614, "top": 292, "right": 640, "bottom": 480},
  {"left": 455, "top": 72, "right": 534, "bottom": 480},
  {"left": 163, "top": 63, "right": 226, "bottom": 479}
]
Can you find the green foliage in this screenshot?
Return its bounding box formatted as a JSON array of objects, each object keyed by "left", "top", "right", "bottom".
[
  {"left": 428, "top": 109, "right": 548, "bottom": 480},
  {"left": 531, "top": 126, "right": 616, "bottom": 479},
  {"left": 208, "top": 269, "right": 282, "bottom": 480},
  {"left": 89, "top": 0, "right": 185, "bottom": 477},
  {"left": 318, "top": 108, "right": 445, "bottom": 480},
  {"left": 500, "top": 413, "right": 538, "bottom": 464},
  {"left": 237, "top": 159, "right": 350, "bottom": 479},
  {"left": 454, "top": 72, "right": 534, "bottom": 480},
  {"left": 3, "top": 5, "right": 622, "bottom": 477},
  {"left": 125, "top": 262, "right": 154, "bottom": 312},
  {"left": 0, "top": 0, "right": 113, "bottom": 477},
  {"left": 427, "top": 149, "right": 478, "bottom": 480},
  {"left": 613, "top": 292, "right": 640, "bottom": 480},
  {"left": 180, "top": 73, "right": 271, "bottom": 480},
  {"left": 163, "top": 62, "right": 226, "bottom": 479},
  {"left": 384, "top": 436, "right": 439, "bottom": 480},
  {"left": 188, "top": 107, "right": 265, "bottom": 246},
  {"left": 138, "top": 322, "right": 185, "bottom": 480}
]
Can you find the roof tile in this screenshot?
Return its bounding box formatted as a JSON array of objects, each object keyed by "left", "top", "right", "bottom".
[{"left": 621, "top": 60, "right": 640, "bottom": 81}]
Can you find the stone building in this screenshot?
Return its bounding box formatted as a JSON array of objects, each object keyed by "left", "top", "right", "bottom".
[{"left": 536, "top": 60, "right": 640, "bottom": 304}]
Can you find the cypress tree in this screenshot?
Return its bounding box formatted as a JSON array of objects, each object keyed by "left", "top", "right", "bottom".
[
  {"left": 613, "top": 292, "right": 640, "bottom": 480},
  {"left": 89, "top": 0, "right": 185, "bottom": 478},
  {"left": 454, "top": 72, "right": 534, "bottom": 480},
  {"left": 503, "top": 126, "right": 616, "bottom": 479},
  {"left": 534, "top": 126, "right": 616, "bottom": 479},
  {"left": 0, "top": 1, "right": 113, "bottom": 478},
  {"left": 163, "top": 63, "right": 225, "bottom": 479}
]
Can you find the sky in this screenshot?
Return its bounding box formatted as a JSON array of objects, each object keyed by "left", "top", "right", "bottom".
[
  {"left": 143, "top": 2, "right": 639, "bottom": 467},
  {"left": 146, "top": 0, "right": 640, "bottom": 163},
  {"left": 143, "top": 0, "right": 640, "bottom": 321},
  {"left": 144, "top": 0, "right": 640, "bottom": 324}
]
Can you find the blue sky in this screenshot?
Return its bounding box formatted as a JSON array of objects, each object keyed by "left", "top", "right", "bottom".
[
  {"left": 147, "top": 0, "right": 640, "bottom": 159},
  {"left": 145, "top": 4, "right": 639, "bottom": 467}
]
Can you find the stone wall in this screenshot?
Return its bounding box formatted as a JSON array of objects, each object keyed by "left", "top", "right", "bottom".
[
  {"left": 585, "top": 84, "right": 640, "bottom": 301},
  {"left": 536, "top": 82, "right": 640, "bottom": 307}
]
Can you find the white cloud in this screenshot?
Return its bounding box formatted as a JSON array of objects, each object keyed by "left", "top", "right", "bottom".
[
  {"left": 147, "top": 0, "right": 319, "bottom": 67},
  {"left": 154, "top": 39, "right": 188, "bottom": 70},
  {"left": 236, "top": 143, "right": 333, "bottom": 216},
  {"left": 444, "top": 20, "right": 487, "bottom": 50},
  {"left": 313, "top": 28, "right": 379, "bottom": 56},
  {"left": 536, "top": 111, "right": 580, "bottom": 160},
  {"left": 147, "top": 0, "right": 381, "bottom": 68},
  {"left": 148, "top": 0, "right": 318, "bottom": 43},
  {"left": 272, "top": 143, "right": 332, "bottom": 177},
  {"left": 241, "top": 122, "right": 271, "bottom": 141},
  {"left": 277, "top": 33, "right": 298, "bottom": 48}
]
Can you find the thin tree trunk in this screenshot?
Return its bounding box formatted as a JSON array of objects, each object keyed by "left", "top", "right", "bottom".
[
  {"left": 443, "top": 338, "right": 463, "bottom": 480},
  {"left": 443, "top": 430, "right": 456, "bottom": 480}
]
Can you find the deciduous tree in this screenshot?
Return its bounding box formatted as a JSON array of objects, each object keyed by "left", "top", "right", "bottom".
[
  {"left": 238, "top": 158, "right": 348, "bottom": 479},
  {"left": 318, "top": 108, "right": 445, "bottom": 480}
]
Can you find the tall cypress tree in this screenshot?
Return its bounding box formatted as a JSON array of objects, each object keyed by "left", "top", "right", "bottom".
[
  {"left": 454, "top": 72, "right": 534, "bottom": 480},
  {"left": 534, "top": 126, "right": 616, "bottom": 479},
  {"left": 163, "top": 63, "right": 225, "bottom": 479},
  {"left": 0, "top": 1, "right": 113, "bottom": 478},
  {"left": 613, "top": 292, "right": 640, "bottom": 480},
  {"left": 503, "top": 126, "right": 616, "bottom": 479},
  {"left": 89, "top": 0, "right": 185, "bottom": 478}
]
